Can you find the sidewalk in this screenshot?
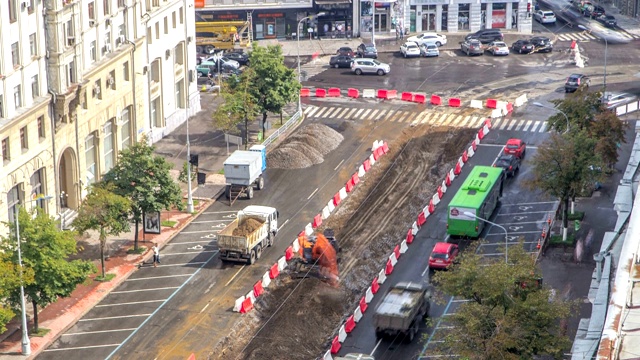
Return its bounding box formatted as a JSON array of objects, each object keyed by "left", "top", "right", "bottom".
[{"left": 0, "top": 92, "right": 297, "bottom": 359}]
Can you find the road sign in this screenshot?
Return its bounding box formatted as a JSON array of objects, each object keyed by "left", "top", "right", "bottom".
[
  {"left": 225, "top": 133, "right": 242, "bottom": 154},
  {"left": 574, "top": 220, "right": 581, "bottom": 231}
]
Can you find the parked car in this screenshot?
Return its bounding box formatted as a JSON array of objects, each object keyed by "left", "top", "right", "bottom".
[
  {"left": 564, "top": 73, "right": 590, "bottom": 92},
  {"left": 486, "top": 41, "right": 510, "bottom": 56},
  {"left": 534, "top": 10, "right": 557, "bottom": 23},
  {"left": 357, "top": 43, "right": 378, "bottom": 58},
  {"left": 400, "top": 41, "right": 421, "bottom": 57},
  {"left": 504, "top": 138, "right": 526, "bottom": 159},
  {"left": 223, "top": 51, "right": 250, "bottom": 66},
  {"left": 329, "top": 55, "right": 354, "bottom": 68},
  {"left": 494, "top": 154, "right": 521, "bottom": 177},
  {"left": 336, "top": 46, "right": 355, "bottom": 57},
  {"left": 601, "top": 92, "right": 638, "bottom": 109},
  {"left": 511, "top": 39, "right": 535, "bottom": 54},
  {"left": 461, "top": 39, "right": 484, "bottom": 56},
  {"left": 429, "top": 242, "right": 459, "bottom": 270},
  {"left": 406, "top": 32, "right": 448, "bottom": 46},
  {"left": 596, "top": 14, "right": 617, "bottom": 27},
  {"left": 530, "top": 36, "right": 553, "bottom": 53},
  {"left": 351, "top": 58, "right": 390, "bottom": 76},
  {"left": 196, "top": 61, "right": 241, "bottom": 77},
  {"left": 420, "top": 43, "right": 440, "bottom": 57},
  {"left": 465, "top": 29, "right": 504, "bottom": 43},
  {"left": 584, "top": 4, "right": 605, "bottom": 18},
  {"left": 204, "top": 56, "right": 240, "bottom": 69}
]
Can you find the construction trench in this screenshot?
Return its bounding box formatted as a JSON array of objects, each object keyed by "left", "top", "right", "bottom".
[{"left": 210, "top": 122, "right": 477, "bottom": 360}]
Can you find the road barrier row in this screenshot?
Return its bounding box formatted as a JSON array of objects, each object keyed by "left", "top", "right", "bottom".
[
  {"left": 322, "top": 119, "right": 492, "bottom": 359},
  {"left": 233, "top": 140, "right": 389, "bottom": 314}
]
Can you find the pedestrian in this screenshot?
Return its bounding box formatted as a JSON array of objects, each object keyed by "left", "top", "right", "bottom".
[
  {"left": 152, "top": 243, "right": 160, "bottom": 267},
  {"left": 399, "top": 27, "right": 404, "bottom": 40}
]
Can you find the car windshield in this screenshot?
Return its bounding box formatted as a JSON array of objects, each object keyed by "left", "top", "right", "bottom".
[
  {"left": 432, "top": 253, "right": 449, "bottom": 259},
  {"left": 372, "top": 59, "right": 381, "bottom": 65},
  {"left": 494, "top": 42, "right": 506, "bottom": 47},
  {"left": 408, "top": 45, "right": 418, "bottom": 49},
  {"left": 543, "top": 11, "right": 554, "bottom": 15},
  {"left": 506, "top": 144, "right": 519, "bottom": 149},
  {"left": 496, "top": 159, "right": 511, "bottom": 166},
  {"left": 366, "top": 47, "right": 376, "bottom": 51}
]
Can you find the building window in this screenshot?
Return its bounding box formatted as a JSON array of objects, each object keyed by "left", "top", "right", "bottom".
[
  {"left": 164, "top": 17, "right": 168, "bottom": 34},
  {"left": 179, "top": 7, "right": 183, "bottom": 24},
  {"left": 29, "top": 33, "right": 37, "bottom": 57},
  {"left": 150, "top": 97, "right": 161, "bottom": 127},
  {"left": 0, "top": 96, "right": 4, "bottom": 118},
  {"left": 2, "top": 137, "right": 10, "bottom": 162},
  {"left": 7, "top": 185, "right": 22, "bottom": 223},
  {"left": 27, "top": 0, "right": 34, "bottom": 13},
  {"left": 31, "top": 75, "right": 39, "bottom": 99},
  {"left": 152, "top": 0, "right": 159, "bottom": 7},
  {"left": 85, "top": 134, "right": 97, "bottom": 185},
  {"left": 117, "top": 0, "right": 124, "bottom": 7},
  {"left": 175, "top": 43, "right": 184, "bottom": 65},
  {"left": 14, "top": 85, "right": 22, "bottom": 109},
  {"left": 20, "top": 127, "right": 28, "bottom": 150},
  {"left": 11, "top": 42, "right": 20, "bottom": 67},
  {"left": 147, "top": 27, "right": 152, "bottom": 44},
  {"left": 90, "top": 41, "right": 97, "bottom": 62},
  {"left": 151, "top": 59, "right": 160, "bottom": 82},
  {"left": 93, "top": 80, "right": 102, "bottom": 99},
  {"left": 103, "top": 0, "right": 110, "bottom": 15},
  {"left": 88, "top": 1, "right": 95, "bottom": 19},
  {"left": 9, "top": 0, "right": 17, "bottom": 23},
  {"left": 121, "top": 107, "right": 131, "bottom": 149},
  {"left": 108, "top": 70, "right": 116, "bottom": 89},
  {"left": 103, "top": 121, "right": 115, "bottom": 173},
  {"left": 66, "top": 19, "right": 74, "bottom": 37},
  {"left": 67, "top": 60, "right": 76, "bottom": 85},
  {"left": 37, "top": 115, "right": 45, "bottom": 139},
  {"left": 176, "top": 79, "right": 184, "bottom": 108},
  {"left": 172, "top": 11, "right": 176, "bottom": 28},
  {"left": 155, "top": 22, "right": 160, "bottom": 40},
  {"left": 123, "top": 61, "right": 130, "bottom": 81},
  {"left": 30, "top": 169, "right": 44, "bottom": 209},
  {"left": 118, "top": 24, "right": 126, "bottom": 42}
]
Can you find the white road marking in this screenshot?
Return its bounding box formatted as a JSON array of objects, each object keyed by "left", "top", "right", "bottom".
[
  {"left": 278, "top": 219, "right": 289, "bottom": 231},
  {"left": 421, "top": 264, "right": 430, "bottom": 277},
  {"left": 361, "top": 109, "right": 372, "bottom": 118},
  {"left": 181, "top": 230, "right": 221, "bottom": 234},
  {"left": 225, "top": 265, "right": 246, "bottom": 287},
  {"left": 307, "top": 187, "right": 319, "bottom": 200},
  {"left": 368, "top": 109, "right": 379, "bottom": 119},
  {"left": 370, "top": 339, "right": 383, "bottom": 356},
  {"left": 190, "top": 219, "right": 229, "bottom": 224},
  {"left": 529, "top": 121, "right": 542, "bottom": 132},
  {"left": 43, "top": 344, "right": 121, "bottom": 351},
  {"left": 200, "top": 303, "right": 210, "bottom": 313},
  {"left": 345, "top": 108, "right": 358, "bottom": 118},
  {"left": 158, "top": 251, "right": 217, "bottom": 256},
  {"left": 334, "top": 159, "right": 345, "bottom": 171},
  {"left": 164, "top": 240, "right": 215, "bottom": 245},
  {"left": 468, "top": 116, "right": 483, "bottom": 128},
  {"left": 458, "top": 115, "right": 472, "bottom": 127},
  {"left": 203, "top": 210, "right": 237, "bottom": 215},
  {"left": 522, "top": 120, "right": 533, "bottom": 132},
  {"left": 354, "top": 108, "right": 365, "bottom": 118},
  {"left": 306, "top": 106, "right": 320, "bottom": 117},
  {"left": 63, "top": 328, "right": 137, "bottom": 336},
  {"left": 79, "top": 314, "right": 153, "bottom": 321},
  {"left": 95, "top": 300, "right": 166, "bottom": 307},
  {"left": 487, "top": 230, "right": 541, "bottom": 235},
  {"left": 111, "top": 287, "right": 180, "bottom": 294},
  {"left": 497, "top": 210, "right": 554, "bottom": 215},
  {"left": 125, "top": 274, "right": 193, "bottom": 282}
]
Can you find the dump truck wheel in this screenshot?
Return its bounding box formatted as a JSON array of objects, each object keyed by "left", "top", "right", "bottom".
[
  {"left": 247, "top": 186, "right": 254, "bottom": 199},
  {"left": 248, "top": 250, "right": 256, "bottom": 265},
  {"left": 257, "top": 176, "right": 264, "bottom": 190},
  {"left": 256, "top": 245, "right": 262, "bottom": 259},
  {"left": 225, "top": 185, "right": 231, "bottom": 199}
]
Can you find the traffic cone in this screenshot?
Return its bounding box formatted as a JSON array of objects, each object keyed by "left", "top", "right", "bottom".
[
  {"left": 536, "top": 238, "right": 541, "bottom": 249},
  {"left": 541, "top": 227, "right": 546, "bottom": 239},
  {"left": 547, "top": 215, "right": 552, "bottom": 226}
]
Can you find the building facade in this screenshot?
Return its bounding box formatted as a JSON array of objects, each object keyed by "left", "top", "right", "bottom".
[{"left": 0, "top": 0, "right": 199, "bottom": 235}]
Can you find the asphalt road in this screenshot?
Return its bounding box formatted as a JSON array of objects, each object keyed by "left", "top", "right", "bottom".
[{"left": 37, "top": 27, "right": 640, "bottom": 359}]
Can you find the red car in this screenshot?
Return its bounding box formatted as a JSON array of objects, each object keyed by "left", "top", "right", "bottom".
[
  {"left": 504, "top": 138, "right": 526, "bottom": 159},
  {"left": 429, "top": 242, "right": 459, "bottom": 270}
]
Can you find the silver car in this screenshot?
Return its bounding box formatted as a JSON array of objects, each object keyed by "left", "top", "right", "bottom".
[
  {"left": 351, "top": 58, "right": 390, "bottom": 76},
  {"left": 601, "top": 92, "right": 638, "bottom": 109},
  {"left": 420, "top": 44, "right": 440, "bottom": 57}
]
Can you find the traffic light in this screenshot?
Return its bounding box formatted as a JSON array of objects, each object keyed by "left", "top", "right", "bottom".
[{"left": 189, "top": 154, "right": 199, "bottom": 167}]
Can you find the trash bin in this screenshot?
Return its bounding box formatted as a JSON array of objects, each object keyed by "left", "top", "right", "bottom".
[{"left": 197, "top": 172, "right": 206, "bottom": 185}]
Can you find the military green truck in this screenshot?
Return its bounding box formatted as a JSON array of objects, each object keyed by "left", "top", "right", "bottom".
[{"left": 373, "top": 282, "right": 431, "bottom": 342}]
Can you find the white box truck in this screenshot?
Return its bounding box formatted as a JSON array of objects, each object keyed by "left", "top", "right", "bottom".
[
  {"left": 217, "top": 205, "right": 278, "bottom": 264},
  {"left": 223, "top": 145, "right": 266, "bottom": 202}
]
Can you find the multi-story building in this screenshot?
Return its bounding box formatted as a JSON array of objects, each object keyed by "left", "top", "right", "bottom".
[{"left": 0, "top": 0, "right": 199, "bottom": 234}]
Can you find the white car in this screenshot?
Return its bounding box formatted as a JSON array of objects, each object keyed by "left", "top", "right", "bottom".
[
  {"left": 486, "top": 41, "right": 510, "bottom": 56},
  {"left": 351, "top": 58, "right": 390, "bottom": 76},
  {"left": 420, "top": 43, "right": 439, "bottom": 57},
  {"left": 406, "top": 32, "right": 447, "bottom": 47},
  {"left": 400, "top": 41, "right": 421, "bottom": 57},
  {"left": 205, "top": 56, "right": 240, "bottom": 69},
  {"left": 534, "top": 10, "right": 556, "bottom": 24}
]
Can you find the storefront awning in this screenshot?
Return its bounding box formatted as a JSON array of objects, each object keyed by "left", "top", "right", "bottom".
[{"left": 315, "top": 0, "right": 352, "bottom": 4}]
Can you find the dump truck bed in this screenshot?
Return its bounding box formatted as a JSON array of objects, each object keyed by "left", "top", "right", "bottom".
[
  {"left": 223, "top": 151, "right": 263, "bottom": 186},
  {"left": 374, "top": 283, "right": 426, "bottom": 331},
  {"left": 217, "top": 216, "right": 267, "bottom": 254}
]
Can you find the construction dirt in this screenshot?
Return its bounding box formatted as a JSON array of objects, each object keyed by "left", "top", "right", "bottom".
[
  {"left": 232, "top": 218, "right": 264, "bottom": 236},
  {"left": 267, "top": 123, "right": 344, "bottom": 169},
  {"left": 210, "top": 125, "right": 477, "bottom": 360}
]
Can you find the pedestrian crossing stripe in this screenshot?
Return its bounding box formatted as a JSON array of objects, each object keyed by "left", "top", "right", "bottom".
[
  {"left": 555, "top": 31, "right": 640, "bottom": 42},
  {"left": 303, "top": 105, "right": 552, "bottom": 132}
]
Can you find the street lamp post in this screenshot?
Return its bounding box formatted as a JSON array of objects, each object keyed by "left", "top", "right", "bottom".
[
  {"left": 14, "top": 194, "right": 54, "bottom": 355},
  {"left": 533, "top": 102, "right": 570, "bottom": 134},
  {"left": 464, "top": 212, "right": 509, "bottom": 263},
  {"left": 297, "top": 12, "right": 326, "bottom": 111}
]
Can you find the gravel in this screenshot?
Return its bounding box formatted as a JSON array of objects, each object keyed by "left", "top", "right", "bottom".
[{"left": 267, "top": 123, "right": 344, "bottom": 169}]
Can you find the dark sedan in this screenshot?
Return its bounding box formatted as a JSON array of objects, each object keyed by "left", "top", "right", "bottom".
[
  {"left": 494, "top": 155, "right": 520, "bottom": 177},
  {"left": 336, "top": 47, "right": 355, "bottom": 57},
  {"left": 530, "top": 36, "right": 553, "bottom": 53},
  {"left": 223, "top": 51, "right": 250, "bottom": 66},
  {"left": 597, "top": 14, "right": 617, "bottom": 27},
  {"left": 511, "top": 39, "right": 534, "bottom": 54},
  {"left": 329, "top": 55, "right": 354, "bottom": 68}
]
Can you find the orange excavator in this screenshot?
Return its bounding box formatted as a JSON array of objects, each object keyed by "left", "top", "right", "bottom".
[{"left": 292, "top": 229, "right": 340, "bottom": 286}]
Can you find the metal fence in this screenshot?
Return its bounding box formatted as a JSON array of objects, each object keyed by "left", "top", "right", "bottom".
[
  {"left": 262, "top": 108, "right": 303, "bottom": 148},
  {"left": 615, "top": 99, "right": 640, "bottom": 116}
]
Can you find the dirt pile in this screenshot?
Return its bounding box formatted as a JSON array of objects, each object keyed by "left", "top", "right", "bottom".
[
  {"left": 232, "top": 218, "right": 264, "bottom": 236},
  {"left": 210, "top": 125, "right": 478, "bottom": 360},
  {"left": 267, "top": 123, "right": 344, "bottom": 169}
]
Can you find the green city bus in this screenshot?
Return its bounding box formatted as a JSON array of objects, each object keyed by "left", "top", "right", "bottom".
[{"left": 447, "top": 165, "right": 505, "bottom": 238}]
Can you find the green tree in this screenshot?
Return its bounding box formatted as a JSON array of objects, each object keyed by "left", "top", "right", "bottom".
[
  {"left": 0, "top": 208, "right": 95, "bottom": 332},
  {"left": 0, "top": 257, "right": 27, "bottom": 333},
  {"left": 178, "top": 161, "right": 198, "bottom": 184},
  {"left": 432, "top": 243, "right": 574, "bottom": 359},
  {"left": 102, "top": 138, "right": 184, "bottom": 250},
  {"left": 212, "top": 70, "right": 260, "bottom": 148},
  {"left": 590, "top": 110, "right": 627, "bottom": 168},
  {"left": 526, "top": 132, "right": 603, "bottom": 241},
  {"left": 247, "top": 45, "right": 300, "bottom": 137},
  {"left": 73, "top": 183, "right": 132, "bottom": 278}
]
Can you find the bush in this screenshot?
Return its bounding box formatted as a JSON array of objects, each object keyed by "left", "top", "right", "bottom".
[
  {"left": 549, "top": 234, "right": 577, "bottom": 247},
  {"left": 567, "top": 211, "right": 584, "bottom": 221}
]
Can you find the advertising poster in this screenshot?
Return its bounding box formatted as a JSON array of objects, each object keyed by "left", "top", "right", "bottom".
[
  {"left": 492, "top": 9, "right": 507, "bottom": 28},
  {"left": 449, "top": 207, "right": 476, "bottom": 221}
]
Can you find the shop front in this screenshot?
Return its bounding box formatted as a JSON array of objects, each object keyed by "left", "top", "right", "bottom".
[
  {"left": 359, "top": 0, "right": 402, "bottom": 39},
  {"left": 315, "top": 0, "right": 354, "bottom": 38},
  {"left": 197, "top": 9, "right": 301, "bottom": 40}
]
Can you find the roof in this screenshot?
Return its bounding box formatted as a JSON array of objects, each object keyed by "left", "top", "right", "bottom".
[
  {"left": 506, "top": 138, "right": 523, "bottom": 145},
  {"left": 243, "top": 205, "right": 276, "bottom": 216},
  {"left": 377, "top": 283, "right": 425, "bottom": 316},
  {"left": 449, "top": 166, "right": 503, "bottom": 209},
  {"left": 433, "top": 242, "right": 455, "bottom": 254},
  {"left": 224, "top": 150, "right": 261, "bottom": 165}
]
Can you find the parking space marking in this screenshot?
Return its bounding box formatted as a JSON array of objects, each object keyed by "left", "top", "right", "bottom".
[
  {"left": 499, "top": 221, "right": 543, "bottom": 225},
  {"left": 487, "top": 230, "right": 541, "bottom": 235},
  {"left": 125, "top": 274, "right": 193, "bottom": 282},
  {"left": 111, "top": 287, "right": 180, "bottom": 294},
  {"left": 63, "top": 328, "right": 138, "bottom": 336},
  {"left": 145, "top": 262, "right": 208, "bottom": 267},
  {"left": 166, "top": 240, "right": 215, "bottom": 245},
  {"left": 43, "top": 344, "right": 121, "bottom": 352},
  {"left": 479, "top": 240, "right": 538, "bottom": 247},
  {"left": 181, "top": 229, "right": 222, "bottom": 234},
  {"left": 80, "top": 314, "right": 152, "bottom": 322},
  {"left": 202, "top": 210, "right": 237, "bottom": 215},
  {"left": 497, "top": 210, "right": 554, "bottom": 215},
  {"left": 95, "top": 300, "right": 166, "bottom": 307},
  {"left": 162, "top": 250, "right": 217, "bottom": 256}
]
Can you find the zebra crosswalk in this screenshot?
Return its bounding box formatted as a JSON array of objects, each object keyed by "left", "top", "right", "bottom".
[
  {"left": 303, "top": 105, "right": 552, "bottom": 133},
  {"left": 555, "top": 30, "right": 640, "bottom": 42},
  {"left": 299, "top": 55, "right": 332, "bottom": 80}
]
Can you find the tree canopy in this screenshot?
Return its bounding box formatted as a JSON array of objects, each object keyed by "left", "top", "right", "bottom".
[
  {"left": 74, "top": 183, "right": 132, "bottom": 277},
  {"left": 432, "top": 242, "right": 574, "bottom": 359},
  {"left": 0, "top": 208, "right": 95, "bottom": 332},
  {"left": 102, "top": 138, "right": 183, "bottom": 249}
]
